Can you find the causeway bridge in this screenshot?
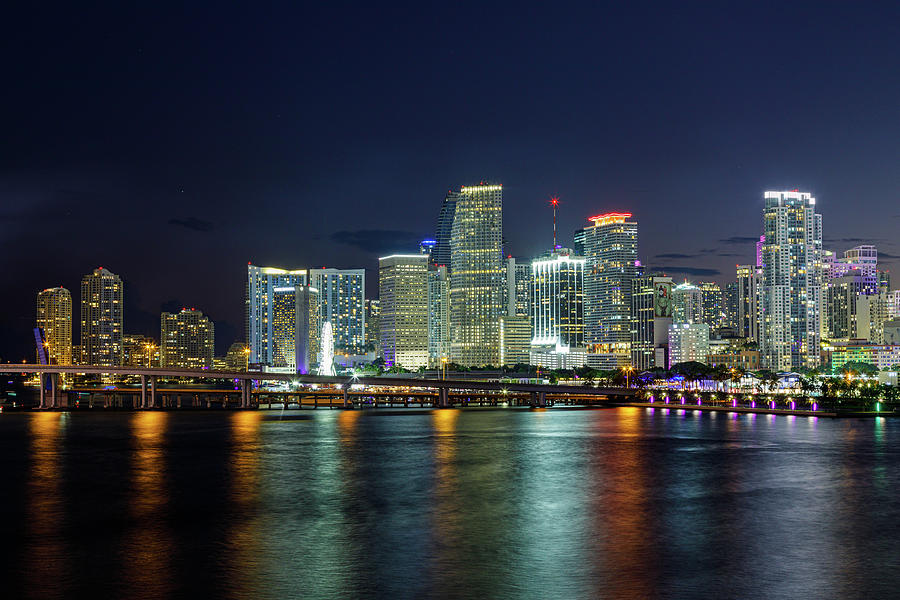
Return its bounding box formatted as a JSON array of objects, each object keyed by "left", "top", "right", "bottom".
[{"left": 0, "top": 364, "right": 638, "bottom": 410}]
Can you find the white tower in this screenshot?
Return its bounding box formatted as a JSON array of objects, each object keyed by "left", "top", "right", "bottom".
[{"left": 319, "top": 321, "right": 336, "bottom": 376}]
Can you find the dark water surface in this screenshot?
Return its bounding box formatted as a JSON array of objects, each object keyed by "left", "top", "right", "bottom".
[{"left": 1, "top": 407, "right": 898, "bottom": 599}]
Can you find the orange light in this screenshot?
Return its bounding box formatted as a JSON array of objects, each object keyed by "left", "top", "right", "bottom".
[{"left": 588, "top": 212, "right": 632, "bottom": 226}]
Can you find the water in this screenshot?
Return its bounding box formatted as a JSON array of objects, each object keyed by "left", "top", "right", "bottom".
[{"left": 1, "top": 407, "right": 898, "bottom": 599}]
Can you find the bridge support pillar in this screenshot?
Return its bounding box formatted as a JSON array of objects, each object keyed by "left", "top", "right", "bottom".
[
  {"left": 50, "top": 373, "right": 59, "bottom": 409},
  {"left": 39, "top": 373, "right": 46, "bottom": 409},
  {"left": 241, "top": 379, "right": 251, "bottom": 408},
  {"left": 343, "top": 388, "right": 349, "bottom": 408},
  {"left": 140, "top": 375, "right": 148, "bottom": 409},
  {"left": 437, "top": 387, "right": 449, "bottom": 408},
  {"left": 149, "top": 376, "right": 156, "bottom": 408},
  {"left": 530, "top": 391, "right": 547, "bottom": 408}
]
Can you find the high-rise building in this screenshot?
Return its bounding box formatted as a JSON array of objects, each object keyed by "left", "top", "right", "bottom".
[
  {"left": 449, "top": 183, "right": 504, "bottom": 367},
  {"left": 123, "top": 334, "right": 159, "bottom": 368},
  {"left": 672, "top": 282, "right": 704, "bottom": 325},
  {"left": 723, "top": 281, "right": 739, "bottom": 331},
  {"left": 365, "top": 299, "right": 380, "bottom": 353},
  {"left": 499, "top": 316, "right": 531, "bottom": 366},
  {"left": 698, "top": 281, "right": 724, "bottom": 330},
  {"left": 582, "top": 212, "right": 638, "bottom": 351},
  {"left": 505, "top": 256, "right": 531, "bottom": 318},
  {"left": 36, "top": 287, "right": 72, "bottom": 366},
  {"left": 530, "top": 249, "right": 584, "bottom": 348},
  {"left": 160, "top": 308, "right": 214, "bottom": 369},
  {"left": 887, "top": 290, "right": 900, "bottom": 319},
  {"left": 825, "top": 274, "right": 868, "bottom": 341},
  {"left": 432, "top": 190, "right": 458, "bottom": 269},
  {"left": 760, "top": 190, "right": 823, "bottom": 371},
  {"left": 826, "top": 245, "right": 878, "bottom": 294},
  {"left": 80, "top": 267, "right": 124, "bottom": 367},
  {"left": 379, "top": 254, "right": 428, "bottom": 369},
  {"left": 736, "top": 265, "right": 762, "bottom": 342},
  {"left": 271, "top": 287, "right": 299, "bottom": 368},
  {"left": 427, "top": 265, "right": 450, "bottom": 368},
  {"left": 247, "top": 265, "right": 307, "bottom": 366},
  {"left": 308, "top": 268, "right": 366, "bottom": 354},
  {"left": 631, "top": 275, "right": 674, "bottom": 370},
  {"left": 295, "top": 286, "right": 320, "bottom": 374},
  {"left": 668, "top": 323, "right": 710, "bottom": 368}
]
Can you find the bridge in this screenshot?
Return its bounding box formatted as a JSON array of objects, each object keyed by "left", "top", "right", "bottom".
[{"left": 0, "top": 364, "right": 637, "bottom": 410}]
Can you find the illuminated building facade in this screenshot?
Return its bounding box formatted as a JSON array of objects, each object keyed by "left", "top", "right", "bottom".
[
  {"left": 736, "top": 264, "right": 762, "bottom": 342},
  {"left": 505, "top": 256, "right": 531, "bottom": 318},
  {"left": 160, "top": 308, "right": 214, "bottom": 369},
  {"left": 530, "top": 250, "right": 584, "bottom": 348},
  {"left": 499, "top": 316, "right": 531, "bottom": 366},
  {"left": 672, "top": 282, "right": 703, "bottom": 325},
  {"left": 247, "top": 265, "right": 307, "bottom": 365},
  {"left": 449, "top": 183, "right": 504, "bottom": 367},
  {"left": 123, "top": 334, "right": 159, "bottom": 368},
  {"left": 668, "top": 323, "right": 710, "bottom": 368},
  {"left": 581, "top": 213, "right": 638, "bottom": 350},
  {"left": 365, "top": 299, "right": 380, "bottom": 353},
  {"left": 427, "top": 265, "right": 450, "bottom": 368},
  {"left": 631, "top": 275, "right": 673, "bottom": 370},
  {"left": 760, "top": 191, "right": 823, "bottom": 370},
  {"left": 295, "top": 286, "right": 320, "bottom": 374},
  {"left": 308, "top": 268, "right": 365, "bottom": 353},
  {"left": 36, "top": 287, "right": 72, "bottom": 366},
  {"left": 80, "top": 267, "right": 124, "bottom": 366},
  {"left": 698, "top": 281, "right": 724, "bottom": 329},
  {"left": 379, "top": 254, "right": 428, "bottom": 369},
  {"left": 271, "top": 287, "right": 299, "bottom": 368}
]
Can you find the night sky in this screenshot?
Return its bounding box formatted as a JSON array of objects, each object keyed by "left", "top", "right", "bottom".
[{"left": 2, "top": 2, "right": 899, "bottom": 360}]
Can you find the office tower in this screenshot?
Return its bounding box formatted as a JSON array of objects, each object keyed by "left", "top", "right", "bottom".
[
  {"left": 631, "top": 275, "right": 674, "bottom": 369},
  {"left": 271, "top": 286, "right": 299, "bottom": 368},
  {"left": 888, "top": 290, "right": 900, "bottom": 319},
  {"left": 499, "top": 316, "right": 531, "bottom": 366},
  {"left": 724, "top": 281, "right": 739, "bottom": 331},
  {"left": 736, "top": 265, "right": 762, "bottom": 342},
  {"left": 827, "top": 245, "right": 878, "bottom": 294},
  {"left": 419, "top": 239, "right": 436, "bottom": 257},
  {"left": 379, "top": 254, "right": 428, "bottom": 369},
  {"left": 432, "top": 190, "right": 458, "bottom": 269},
  {"left": 80, "top": 267, "right": 124, "bottom": 367},
  {"left": 530, "top": 249, "right": 584, "bottom": 348},
  {"left": 668, "top": 323, "right": 710, "bottom": 368},
  {"left": 582, "top": 212, "right": 638, "bottom": 350},
  {"left": 449, "top": 183, "right": 504, "bottom": 367},
  {"left": 365, "top": 299, "right": 380, "bottom": 352},
  {"left": 427, "top": 266, "right": 450, "bottom": 368},
  {"left": 319, "top": 321, "right": 336, "bottom": 376},
  {"left": 36, "top": 287, "right": 72, "bottom": 366},
  {"left": 756, "top": 236, "right": 765, "bottom": 267},
  {"left": 856, "top": 290, "right": 889, "bottom": 344},
  {"left": 672, "top": 282, "right": 704, "bottom": 324},
  {"left": 878, "top": 270, "right": 891, "bottom": 291},
  {"left": 160, "top": 308, "right": 214, "bottom": 369},
  {"left": 246, "top": 265, "right": 307, "bottom": 365},
  {"left": 295, "top": 286, "right": 320, "bottom": 374},
  {"left": 123, "top": 334, "right": 159, "bottom": 368},
  {"left": 505, "top": 257, "right": 531, "bottom": 318},
  {"left": 308, "top": 268, "right": 366, "bottom": 353},
  {"left": 698, "top": 281, "right": 724, "bottom": 329},
  {"left": 760, "top": 190, "right": 823, "bottom": 371},
  {"left": 573, "top": 227, "right": 586, "bottom": 257}
]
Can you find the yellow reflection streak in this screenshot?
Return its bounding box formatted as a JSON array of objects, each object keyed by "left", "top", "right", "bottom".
[
  {"left": 25, "top": 412, "right": 68, "bottom": 599},
  {"left": 227, "top": 411, "right": 263, "bottom": 597},
  {"left": 125, "top": 411, "right": 172, "bottom": 599},
  {"left": 432, "top": 409, "right": 461, "bottom": 584}
]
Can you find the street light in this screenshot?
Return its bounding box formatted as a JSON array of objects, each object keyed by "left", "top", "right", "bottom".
[
  {"left": 243, "top": 346, "right": 251, "bottom": 372},
  {"left": 441, "top": 356, "right": 447, "bottom": 381}
]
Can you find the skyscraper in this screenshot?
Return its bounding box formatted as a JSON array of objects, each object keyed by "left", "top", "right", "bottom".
[
  {"left": 379, "top": 254, "right": 428, "bottom": 369},
  {"left": 432, "top": 190, "right": 458, "bottom": 269},
  {"left": 427, "top": 265, "right": 450, "bottom": 368},
  {"left": 80, "top": 267, "right": 124, "bottom": 367},
  {"left": 530, "top": 250, "right": 584, "bottom": 348},
  {"left": 160, "top": 308, "right": 214, "bottom": 369},
  {"left": 760, "top": 190, "right": 823, "bottom": 370},
  {"left": 582, "top": 212, "right": 638, "bottom": 351},
  {"left": 698, "top": 281, "right": 724, "bottom": 330},
  {"left": 449, "top": 183, "right": 504, "bottom": 367},
  {"left": 271, "top": 287, "right": 299, "bottom": 368},
  {"left": 295, "top": 286, "right": 320, "bottom": 374},
  {"left": 247, "top": 265, "right": 307, "bottom": 366},
  {"left": 36, "top": 287, "right": 72, "bottom": 366},
  {"left": 504, "top": 256, "right": 531, "bottom": 318},
  {"left": 631, "top": 275, "right": 673, "bottom": 370},
  {"left": 672, "top": 282, "right": 704, "bottom": 324},
  {"left": 308, "top": 268, "right": 366, "bottom": 353},
  {"left": 736, "top": 264, "right": 762, "bottom": 342},
  {"left": 365, "top": 299, "right": 380, "bottom": 353}
]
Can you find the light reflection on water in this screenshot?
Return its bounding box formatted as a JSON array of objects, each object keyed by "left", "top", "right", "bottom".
[{"left": 2, "top": 408, "right": 900, "bottom": 599}]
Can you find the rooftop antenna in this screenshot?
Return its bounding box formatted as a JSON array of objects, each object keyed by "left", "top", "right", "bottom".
[{"left": 549, "top": 196, "right": 560, "bottom": 249}]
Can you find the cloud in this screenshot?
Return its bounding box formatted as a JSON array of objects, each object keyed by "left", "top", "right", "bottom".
[
  {"left": 168, "top": 217, "right": 213, "bottom": 232},
  {"left": 655, "top": 266, "right": 722, "bottom": 276},
  {"left": 655, "top": 252, "right": 697, "bottom": 259},
  {"left": 719, "top": 236, "right": 760, "bottom": 245},
  {"left": 330, "top": 229, "right": 423, "bottom": 255},
  {"left": 878, "top": 251, "right": 900, "bottom": 259}
]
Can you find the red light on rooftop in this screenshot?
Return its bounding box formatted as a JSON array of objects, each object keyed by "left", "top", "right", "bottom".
[
  {"left": 550, "top": 196, "right": 560, "bottom": 207},
  {"left": 791, "top": 188, "right": 799, "bottom": 192}
]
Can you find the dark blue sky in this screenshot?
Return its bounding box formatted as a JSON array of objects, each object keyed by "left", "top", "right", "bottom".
[{"left": 2, "top": 1, "right": 899, "bottom": 359}]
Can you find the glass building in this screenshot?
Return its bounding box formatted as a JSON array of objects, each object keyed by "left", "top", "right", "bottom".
[
  {"left": 530, "top": 250, "right": 584, "bottom": 348},
  {"left": 246, "top": 265, "right": 307, "bottom": 366},
  {"left": 379, "top": 254, "right": 429, "bottom": 369},
  {"left": 308, "top": 268, "right": 366, "bottom": 354},
  {"left": 431, "top": 190, "right": 458, "bottom": 270},
  {"left": 160, "top": 308, "right": 214, "bottom": 369},
  {"left": 449, "top": 183, "right": 504, "bottom": 367},
  {"left": 760, "top": 190, "right": 823, "bottom": 370},
  {"left": 427, "top": 265, "right": 450, "bottom": 368}
]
